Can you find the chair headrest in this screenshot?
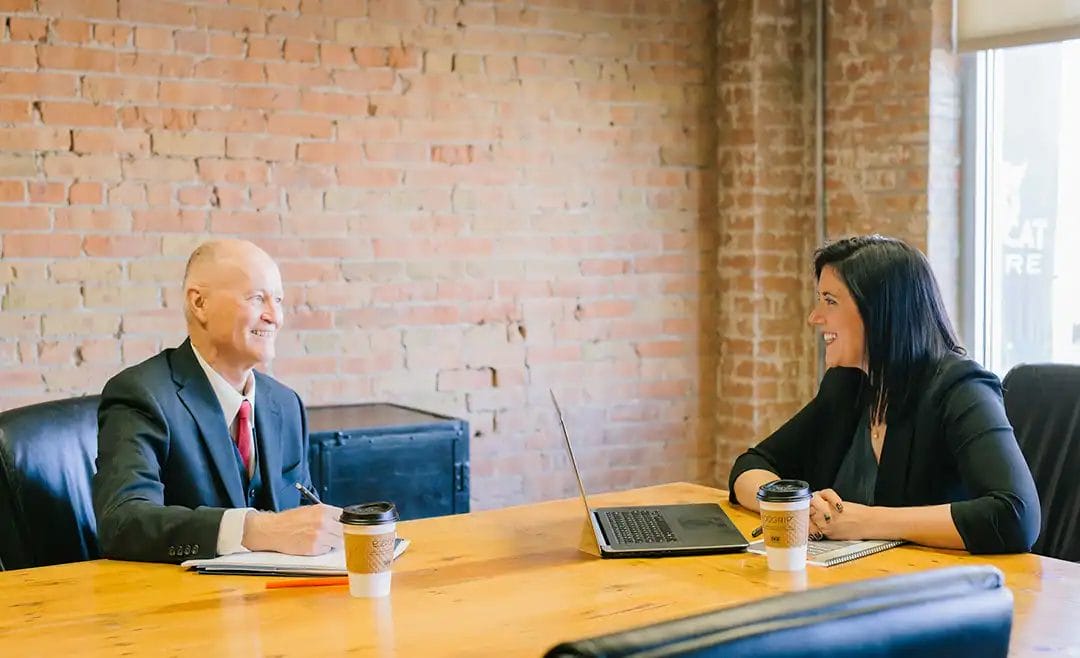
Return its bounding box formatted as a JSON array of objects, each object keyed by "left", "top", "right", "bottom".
[
  {"left": 1002, "top": 363, "right": 1080, "bottom": 561},
  {"left": 545, "top": 565, "right": 1012, "bottom": 658},
  {"left": 0, "top": 396, "right": 102, "bottom": 569}
]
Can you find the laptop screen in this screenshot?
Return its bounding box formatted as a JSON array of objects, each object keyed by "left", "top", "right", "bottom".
[{"left": 549, "top": 389, "right": 594, "bottom": 512}]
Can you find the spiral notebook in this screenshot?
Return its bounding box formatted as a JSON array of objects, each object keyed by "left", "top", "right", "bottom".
[
  {"left": 747, "top": 538, "right": 903, "bottom": 567},
  {"left": 181, "top": 538, "right": 409, "bottom": 576}
]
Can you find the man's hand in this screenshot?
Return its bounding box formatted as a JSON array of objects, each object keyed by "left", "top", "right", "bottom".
[{"left": 241, "top": 504, "right": 343, "bottom": 555}]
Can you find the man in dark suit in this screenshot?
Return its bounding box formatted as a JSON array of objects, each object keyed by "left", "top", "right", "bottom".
[{"left": 93, "top": 239, "right": 342, "bottom": 563}]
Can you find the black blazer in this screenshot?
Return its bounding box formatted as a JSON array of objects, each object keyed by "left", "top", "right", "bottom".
[
  {"left": 728, "top": 353, "right": 1040, "bottom": 554},
  {"left": 92, "top": 339, "right": 309, "bottom": 563}
]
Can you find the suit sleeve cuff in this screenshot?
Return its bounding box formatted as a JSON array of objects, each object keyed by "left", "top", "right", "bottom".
[
  {"left": 728, "top": 453, "right": 775, "bottom": 503},
  {"left": 217, "top": 508, "right": 255, "bottom": 556}
]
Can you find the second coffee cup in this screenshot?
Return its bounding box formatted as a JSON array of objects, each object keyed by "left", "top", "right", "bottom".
[
  {"left": 340, "top": 501, "right": 399, "bottom": 598},
  {"left": 756, "top": 479, "right": 812, "bottom": 571}
]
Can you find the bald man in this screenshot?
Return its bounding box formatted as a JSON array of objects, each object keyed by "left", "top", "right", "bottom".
[{"left": 93, "top": 240, "right": 342, "bottom": 563}]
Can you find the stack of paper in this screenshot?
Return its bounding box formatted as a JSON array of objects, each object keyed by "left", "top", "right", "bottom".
[{"left": 181, "top": 538, "right": 410, "bottom": 576}]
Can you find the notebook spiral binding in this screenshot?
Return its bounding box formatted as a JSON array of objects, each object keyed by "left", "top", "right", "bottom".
[{"left": 816, "top": 540, "right": 904, "bottom": 567}]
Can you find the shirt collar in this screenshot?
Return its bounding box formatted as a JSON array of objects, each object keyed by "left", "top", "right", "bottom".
[{"left": 190, "top": 342, "right": 256, "bottom": 426}]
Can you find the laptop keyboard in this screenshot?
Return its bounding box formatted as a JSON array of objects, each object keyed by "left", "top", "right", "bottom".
[{"left": 605, "top": 509, "right": 678, "bottom": 544}]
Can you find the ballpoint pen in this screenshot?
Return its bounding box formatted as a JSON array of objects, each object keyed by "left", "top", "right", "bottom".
[
  {"left": 751, "top": 526, "right": 763, "bottom": 538},
  {"left": 294, "top": 482, "right": 322, "bottom": 505}
]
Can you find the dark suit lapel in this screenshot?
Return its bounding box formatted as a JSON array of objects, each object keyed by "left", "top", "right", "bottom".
[
  {"left": 875, "top": 413, "right": 915, "bottom": 507},
  {"left": 171, "top": 339, "right": 246, "bottom": 508},
  {"left": 817, "top": 368, "right": 867, "bottom": 487},
  {"left": 254, "top": 374, "right": 283, "bottom": 511},
  {"left": 876, "top": 361, "right": 943, "bottom": 506}
]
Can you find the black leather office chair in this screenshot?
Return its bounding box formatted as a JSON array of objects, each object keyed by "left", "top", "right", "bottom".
[
  {"left": 1003, "top": 363, "right": 1080, "bottom": 562},
  {"left": 545, "top": 566, "right": 1012, "bottom": 658},
  {"left": 0, "top": 396, "right": 101, "bottom": 570}
]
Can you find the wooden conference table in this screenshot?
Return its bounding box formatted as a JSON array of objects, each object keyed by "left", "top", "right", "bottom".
[{"left": 3, "top": 483, "right": 1079, "bottom": 656}]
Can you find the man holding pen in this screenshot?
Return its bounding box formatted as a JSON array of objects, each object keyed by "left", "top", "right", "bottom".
[{"left": 93, "top": 240, "right": 342, "bottom": 563}]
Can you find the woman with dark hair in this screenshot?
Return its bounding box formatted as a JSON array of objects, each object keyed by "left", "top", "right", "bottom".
[{"left": 728, "top": 235, "right": 1040, "bottom": 554}]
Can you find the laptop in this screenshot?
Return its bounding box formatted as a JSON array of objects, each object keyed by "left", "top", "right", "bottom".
[{"left": 550, "top": 390, "right": 748, "bottom": 558}]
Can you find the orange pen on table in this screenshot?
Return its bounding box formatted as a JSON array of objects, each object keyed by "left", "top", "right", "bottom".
[{"left": 266, "top": 577, "right": 348, "bottom": 589}]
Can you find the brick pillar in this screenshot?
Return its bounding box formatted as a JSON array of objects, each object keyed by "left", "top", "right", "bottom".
[
  {"left": 927, "top": 0, "right": 962, "bottom": 323},
  {"left": 825, "top": 0, "right": 961, "bottom": 317},
  {"left": 713, "top": 0, "right": 963, "bottom": 483},
  {"left": 826, "top": 1, "right": 930, "bottom": 246},
  {"left": 714, "top": 0, "right": 818, "bottom": 478}
]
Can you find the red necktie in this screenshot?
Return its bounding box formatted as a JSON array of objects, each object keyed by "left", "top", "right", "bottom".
[{"left": 236, "top": 399, "right": 254, "bottom": 475}]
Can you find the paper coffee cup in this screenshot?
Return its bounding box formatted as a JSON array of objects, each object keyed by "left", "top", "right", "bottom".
[
  {"left": 756, "top": 480, "right": 811, "bottom": 571},
  {"left": 340, "top": 502, "right": 399, "bottom": 598}
]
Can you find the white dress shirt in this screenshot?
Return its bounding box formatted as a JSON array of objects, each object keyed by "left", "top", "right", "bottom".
[{"left": 190, "top": 344, "right": 256, "bottom": 556}]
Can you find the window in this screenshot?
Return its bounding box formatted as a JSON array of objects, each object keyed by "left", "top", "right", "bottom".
[{"left": 962, "top": 39, "right": 1080, "bottom": 376}]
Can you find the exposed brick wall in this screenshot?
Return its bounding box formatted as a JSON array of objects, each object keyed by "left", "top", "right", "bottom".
[
  {"left": 0, "top": 0, "right": 959, "bottom": 509},
  {"left": 714, "top": 0, "right": 817, "bottom": 475},
  {"left": 713, "top": 0, "right": 961, "bottom": 478},
  {"left": 825, "top": 0, "right": 940, "bottom": 248},
  {"left": 926, "top": 0, "right": 961, "bottom": 323},
  {"left": 824, "top": 0, "right": 960, "bottom": 316},
  {"left": 0, "top": 0, "right": 718, "bottom": 509}
]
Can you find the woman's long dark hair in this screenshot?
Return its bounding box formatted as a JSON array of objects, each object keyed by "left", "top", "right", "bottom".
[{"left": 813, "top": 235, "right": 964, "bottom": 423}]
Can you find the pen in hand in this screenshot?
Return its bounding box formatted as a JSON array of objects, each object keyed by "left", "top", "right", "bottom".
[{"left": 294, "top": 482, "right": 322, "bottom": 505}]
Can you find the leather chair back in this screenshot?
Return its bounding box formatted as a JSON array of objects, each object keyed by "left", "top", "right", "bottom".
[
  {"left": 545, "top": 566, "right": 1012, "bottom": 658},
  {"left": 0, "top": 396, "right": 101, "bottom": 570},
  {"left": 1003, "top": 363, "right": 1080, "bottom": 562}
]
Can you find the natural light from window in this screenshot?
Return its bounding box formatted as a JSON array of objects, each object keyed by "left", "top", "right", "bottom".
[{"left": 967, "top": 39, "right": 1080, "bottom": 376}]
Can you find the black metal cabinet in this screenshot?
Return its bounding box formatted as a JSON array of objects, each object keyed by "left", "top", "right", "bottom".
[{"left": 305, "top": 403, "right": 469, "bottom": 521}]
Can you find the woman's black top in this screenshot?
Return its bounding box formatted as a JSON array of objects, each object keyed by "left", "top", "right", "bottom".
[
  {"left": 832, "top": 407, "right": 878, "bottom": 506},
  {"left": 728, "top": 353, "right": 1040, "bottom": 554}
]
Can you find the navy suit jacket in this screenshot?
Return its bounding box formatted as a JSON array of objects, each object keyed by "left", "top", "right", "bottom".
[{"left": 92, "top": 339, "right": 309, "bottom": 563}]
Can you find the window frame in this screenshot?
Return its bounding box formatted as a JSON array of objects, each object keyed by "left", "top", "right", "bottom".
[
  {"left": 961, "top": 41, "right": 1080, "bottom": 375},
  {"left": 959, "top": 50, "right": 992, "bottom": 368}
]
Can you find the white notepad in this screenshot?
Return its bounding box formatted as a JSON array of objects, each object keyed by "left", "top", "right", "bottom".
[
  {"left": 747, "top": 538, "right": 903, "bottom": 567},
  {"left": 181, "top": 538, "right": 409, "bottom": 575}
]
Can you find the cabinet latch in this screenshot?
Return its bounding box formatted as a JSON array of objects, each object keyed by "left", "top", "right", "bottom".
[{"left": 454, "top": 461, "right": 469, "bottom": 492}]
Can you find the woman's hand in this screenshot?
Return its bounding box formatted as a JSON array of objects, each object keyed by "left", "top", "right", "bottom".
[
  {"left": 808, "top": 488, "right": 863, "bottom": 540},
  {"left": 808, "top": 488, "right": 838, "bottom": 539},
  {"left": 807, "top": 490, "right": 965, "bottom": 547}
]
